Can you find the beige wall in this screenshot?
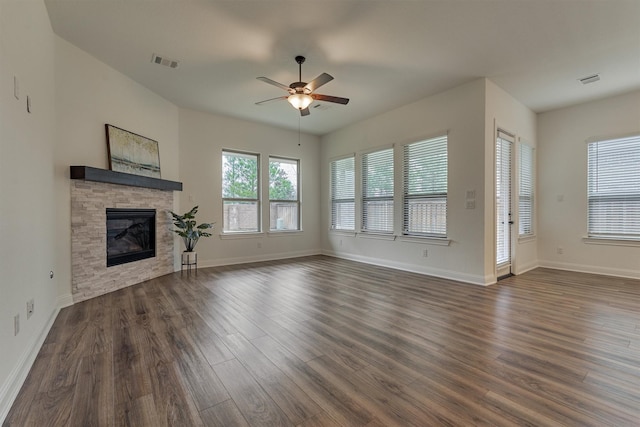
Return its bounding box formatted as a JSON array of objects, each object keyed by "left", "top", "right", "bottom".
[
  {"left": 53, "top": 36, "right": 181, "bottom": 296},
  {"left": 484, "top": 79, "right": 538, "bottom": 278},
  {"left": 177, "top": 108, "right": 322, "bottom": 267},
  {"left": 537, "top": 90, "right": 640, "bottom": 278},
  {"left": 1, "top": 0, "right": 638, "bottom": 420},
  {"left": 320, "top": 79, "right": 490, "bottom": 284},
  {"left": 0, "top": 0, "right": 57, "bottom": 418},
  {"left": 2, "top": 2, "right": 182, "bottom": 418},
  {"left": 319, "top": 78, "right": 537, "bottom": 285}
]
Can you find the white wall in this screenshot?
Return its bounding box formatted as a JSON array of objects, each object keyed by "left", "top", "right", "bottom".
[
  {"left": 178, "top": 108, "right": 321, "bottom": 267},
  {"left": 485, "top": 80, "right": 538, "bottom": 277},
  {"left": 320, "top": 79, "right": 489, "bottom": 284},
  {"left": 537, "top": 90, "right": 640, "bottom": 278},
  {"left": 0, "top": 0, "right": 58, "bottom": 419},
  {"left": 53, "top": 36, "right": 181, "bottom": 301}
]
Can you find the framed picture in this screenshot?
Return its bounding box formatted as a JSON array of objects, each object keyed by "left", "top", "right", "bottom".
[{"left": 106, "top": 124, "right": 161, "bottom": 178}]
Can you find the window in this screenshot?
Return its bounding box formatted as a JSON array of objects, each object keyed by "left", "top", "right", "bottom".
[
  {"left": 222, "top": 150, "right": 260, "bottom": 232},
  {"left": 519, "top": 143, "right": 534, "bottom": 236},
  {"left": 403, "top": 135, "right": 448, "bottom": 237},
  {"left": 587, "top": 135, "right": 640, "bottom": 239},
  {"left": 362, "top": 148, "right": 394, "bottom": 233},
  {"left": 269, "top": 157, "right": 300, "bottom": 231},
  {"left": 330, "top": 156, "right": 355, "bottom": 231}
]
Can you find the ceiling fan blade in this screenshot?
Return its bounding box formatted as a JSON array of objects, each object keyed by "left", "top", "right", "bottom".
[
  {"left": 300, "top": 107, "right": 310, "bottom": 117},
  {"left": 257, "top": 77, "right": 291, "bottom": 92},
  {"left": 304, "top": 73, "right": 333, "bottom": 92},
  {"left": 255, "top": 96, "right": 287, "bottom": 105},
  {"left": 312, "top": 94, "right": 350, "bottom": 105}
]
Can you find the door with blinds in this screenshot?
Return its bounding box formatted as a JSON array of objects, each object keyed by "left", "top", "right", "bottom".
[{"left": 496, "top": 130, "right": 514, "bottom": 279}]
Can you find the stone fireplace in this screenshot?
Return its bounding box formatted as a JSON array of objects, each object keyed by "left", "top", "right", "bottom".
[{"left": 70, "top": 166, "right": 181, "bottom": 303}]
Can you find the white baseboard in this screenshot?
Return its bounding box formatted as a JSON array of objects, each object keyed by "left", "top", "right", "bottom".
[
  {"left": 322, "top": 249, "right": 489, "bottom": 286},
  {"left": 514, "top": 260, "right": 539, "bottom": 275},
  {"left": 196, "top": 249, "right": 323, "bottom": 269},
  {"left": 57, "top": 293, "right": 74, "bottom": 308},
  {"left": 538, "top": 260, "right": 640, "bottom": 279},
  {"left": 0, "top": 306, "right": 60, "bottom": 424}
]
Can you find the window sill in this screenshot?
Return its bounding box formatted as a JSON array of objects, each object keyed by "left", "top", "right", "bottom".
[
  {"left": 397, "top": 235, "right": 451, "bottom": 246},
  {"left": 583, "top": 236, "right": 640, "bottom": 247},
  {"left": 219, "top": 232, "right": 264, "bottom": 240},
  {"left": 358, "top": 232, "right": 396, "bottom": 241},
  {"left": 267, "top": 230, "right": 304, "bottom": 237},
  {"left": 518, "top": 234, "right": 536, "bottom": 244},
  {"left": 329, "top": 230, "right": 357, "bottom": 237}
]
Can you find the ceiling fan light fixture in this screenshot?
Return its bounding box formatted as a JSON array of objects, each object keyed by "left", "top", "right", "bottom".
[{"left": 288, "top": 93, "right": 313, "bottom": 110}]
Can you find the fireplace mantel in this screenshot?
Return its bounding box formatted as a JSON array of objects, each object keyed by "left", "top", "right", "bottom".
[{"left": 70, "top": 166, "right": 182, "bottom": 191}]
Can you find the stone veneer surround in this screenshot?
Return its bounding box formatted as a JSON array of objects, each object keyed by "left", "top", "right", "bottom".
[{"left": 71, "top": 180, "right": 175, "bottom": 302}]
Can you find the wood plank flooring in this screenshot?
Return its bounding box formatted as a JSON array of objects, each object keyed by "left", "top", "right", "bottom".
[{"left": 5, "top": 255, "right": 640, "bottom": 426}]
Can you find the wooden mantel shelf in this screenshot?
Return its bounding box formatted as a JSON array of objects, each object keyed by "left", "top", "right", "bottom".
[{"left": 70, "top": 166, "right": 182, "bottom": 191}]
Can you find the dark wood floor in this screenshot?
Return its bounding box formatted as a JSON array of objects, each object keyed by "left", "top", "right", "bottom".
[{"left": 5, "top": 255, "right": 640, "bottom": 426}]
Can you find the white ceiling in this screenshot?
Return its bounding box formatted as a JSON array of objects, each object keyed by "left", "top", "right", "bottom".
[{"left": 45, "top": 0, "right": 640, "bottom": 136}]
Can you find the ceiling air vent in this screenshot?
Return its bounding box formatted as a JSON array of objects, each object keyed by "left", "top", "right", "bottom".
[
  {"left": 151, "top": 54, "right": 179, "bottom": 69},
  {"left": 578, "top": 74, "right": 600, "bottom": 85}
]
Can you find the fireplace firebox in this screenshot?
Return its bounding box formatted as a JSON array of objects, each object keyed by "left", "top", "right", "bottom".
[{"left": 106, "top": 208, "right": 156, "bottom": 267}]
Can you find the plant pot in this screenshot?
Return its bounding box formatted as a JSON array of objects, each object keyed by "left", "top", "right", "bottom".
[{"left": 182, "top": 236, "right": 199, "bottom": 252}]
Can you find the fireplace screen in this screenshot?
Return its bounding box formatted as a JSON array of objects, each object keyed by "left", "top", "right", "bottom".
[{"left": 106, "top": 208, "right": 156, "bottom": 267}]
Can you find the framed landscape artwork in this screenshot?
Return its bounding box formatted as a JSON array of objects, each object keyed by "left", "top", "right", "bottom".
[{"left": 106, "top": 124, "right": 161, "bottom": 178}]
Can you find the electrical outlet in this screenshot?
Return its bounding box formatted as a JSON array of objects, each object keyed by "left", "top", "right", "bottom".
[
  {"left": 557, "top": 247, "right": 564, "bottom": 255},
  {"left": 422, "top": 249, "right": 428, "bottom": 257},
  {"left": 339, "top": 239, "right": 343, "bottom": 246},
  {"left": 257, "top": 242, "right": 262, "bottom": 249},
  {"left": 27, "top": 299, "right": 34, "bottom": 319},
  {"left": 14, "top": 314, "right": 20, "bottom": 335}
]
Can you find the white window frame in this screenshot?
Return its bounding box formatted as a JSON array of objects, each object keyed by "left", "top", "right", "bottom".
[
  {"left": 361, "top": 147, "right": 394, "bottom": 234},
  {"left": 222, "top": 150, "right": 261, "bottom": 234},
  {"left": 402, "top": 134, "right": 448, "bottom": 238},
  {"left": 330, "top": 155, "right": 356, "bottom": 232},
  {"left": 268, "top": 156, "right": 300, "bottom": 232},
  {"left": 518, "top": 142, "right": 535, "bottom": 238},
  {"left": 586, "top": 134, "right": 640, "bottom": 242}
]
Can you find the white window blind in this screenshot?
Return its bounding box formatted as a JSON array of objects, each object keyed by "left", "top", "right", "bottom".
[
  {"left": 587, "top": 135, "right": 640, "bottom": 239},
  {"left": 496, "top": 132, "right": 513, "bottom": 265},
  {"left": 362, "top": 148, "right": 394, "bottom": 233},
  {"left": 403, "top": 135, "right": 448, "bottom": 237},
  {"left": 518, "top": 143, "right": 534, "bottom": 236},
  {"left": 330, "top": 156, "right": 355, "bottom": 231}
]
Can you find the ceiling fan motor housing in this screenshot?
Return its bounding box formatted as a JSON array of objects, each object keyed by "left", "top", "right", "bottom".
[{"left": 290, "top": 82, "right": 311, "bottom": 94}]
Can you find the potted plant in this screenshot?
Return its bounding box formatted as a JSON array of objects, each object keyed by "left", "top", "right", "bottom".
[{"left": 169, "top": 206, "right": 215, "bottom": 252}]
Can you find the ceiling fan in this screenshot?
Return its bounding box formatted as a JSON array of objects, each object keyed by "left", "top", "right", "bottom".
[{"left": 256, "top": 56, "right": 349, "bottom": 116}]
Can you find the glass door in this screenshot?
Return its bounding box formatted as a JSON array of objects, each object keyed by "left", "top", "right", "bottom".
[{"left": 496, "top": 130, "right": 514, "bottom": 279}]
